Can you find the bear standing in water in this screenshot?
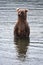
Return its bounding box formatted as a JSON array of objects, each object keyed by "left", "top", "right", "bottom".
[{"left": 14, "top": 8, "right": 30, "bottom": 38}]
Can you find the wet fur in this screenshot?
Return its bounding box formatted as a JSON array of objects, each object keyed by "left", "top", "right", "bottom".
[{"left": 14, "top": 8, "right": 30, "bottom": 38}]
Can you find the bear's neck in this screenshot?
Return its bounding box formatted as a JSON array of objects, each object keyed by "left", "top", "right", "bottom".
[{"left": 18, "top": 16, "right": 27, "bottom": 22}]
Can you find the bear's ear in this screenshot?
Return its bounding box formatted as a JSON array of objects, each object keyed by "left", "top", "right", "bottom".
[
  {"left": 25, "top": 9, "right": 28, "bottom": 12},
  {"left": 16, "top": 8, "right": 20, "bottom": 12}
]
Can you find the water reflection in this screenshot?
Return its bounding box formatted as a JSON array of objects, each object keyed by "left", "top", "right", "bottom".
[{"left": 14, "top": 37, "right": 30, "bottom": 60}]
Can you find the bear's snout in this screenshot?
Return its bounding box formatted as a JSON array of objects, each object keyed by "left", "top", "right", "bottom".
[{"left": 18, "top": 11, "right": 24, "bottom": 16}]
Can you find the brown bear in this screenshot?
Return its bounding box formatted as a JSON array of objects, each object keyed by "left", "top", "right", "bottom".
[{"left": 14, "top": 8, "right": 30, "bottom": 38}]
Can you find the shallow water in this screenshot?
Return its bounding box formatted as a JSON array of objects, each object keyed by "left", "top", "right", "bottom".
[{"left": 0, "top": 0, "right": 43, "bottom": 65}]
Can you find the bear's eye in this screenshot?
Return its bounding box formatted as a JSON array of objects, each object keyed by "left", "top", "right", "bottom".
[
  {"left": 21, "top": 11, "right": 24, "bottom": 14},
  {"left": 21, "top": 11, "right": 23, "bottom": 13}
]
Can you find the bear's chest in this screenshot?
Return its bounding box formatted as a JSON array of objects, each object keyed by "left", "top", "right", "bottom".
[{"left": 18, "top": 22, "right": 26, "bottom": 32}]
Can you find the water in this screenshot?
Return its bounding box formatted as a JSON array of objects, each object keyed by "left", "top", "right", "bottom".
[{"left": 0, "top": 0, "right": 43, "bottom": 65}]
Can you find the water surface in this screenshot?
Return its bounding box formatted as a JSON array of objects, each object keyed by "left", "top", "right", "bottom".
[{"left": 0, "top": 0, "right": 43, "bottom": 65}]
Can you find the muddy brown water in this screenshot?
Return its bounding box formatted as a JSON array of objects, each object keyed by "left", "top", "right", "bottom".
[{"left": 0, "top": 0, "right": 43, "bottom": 65}]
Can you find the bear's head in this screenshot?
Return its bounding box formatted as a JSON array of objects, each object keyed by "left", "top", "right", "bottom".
[{"left": 16, "top": 8, "right": 28, "bottom": 20}]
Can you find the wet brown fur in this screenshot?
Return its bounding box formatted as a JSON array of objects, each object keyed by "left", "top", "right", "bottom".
[{"left": 14, "top": 8, "right": 30, "bottom": 38}]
